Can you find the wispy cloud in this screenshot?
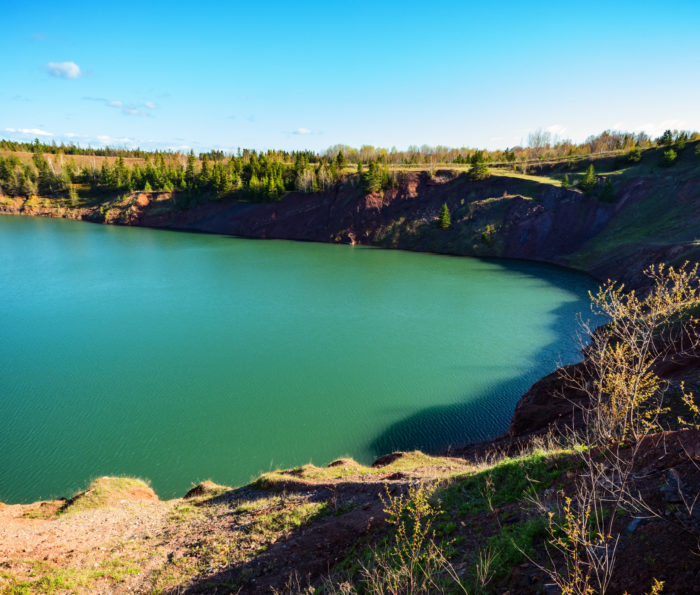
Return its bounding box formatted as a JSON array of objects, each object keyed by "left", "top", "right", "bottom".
[
  {"left": 5, "top": 127, "right": 53, "bottom": 137},
  {"left": 613, "top": 120, "right": 688, "bottom": 138},
  {"left": 545, "top": 124, "right": 567, "bottom": 137},
  {"left": 45, "top": 61, "right": 82, "bottom": 79},
  {"left": 292, "top": 127, "right": 312, "bottom": 135},
  {"left": 84, "top": 96, "right": 157, "bottom": 117},
  {"left": 96, "top": 134, "right": 136, "bottom": 145}
]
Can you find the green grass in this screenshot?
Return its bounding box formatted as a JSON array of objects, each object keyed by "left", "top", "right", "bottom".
[
  {"left": 252, "top": 451, "right": 471, "bottom": 488},
  {"left": 255, "top": 500, "right": 330, "bottom": 534},
  {"left": 233, "top": 495, "right": 330, "bottom": 536},
  {"left": 484, "top": 518, "right": 549, "bottom": 581},
  {"left": 62, "top": 476, "right": 154, "bottom": 514},
  {"left": 489, "top": 169, "right": 564, "bottom": 187},
  {"left": 438, "top": 450, "right": 569, "bottom": 516},
  {"left": 0, "top": 559, "right": 141, "bottom": 595}
]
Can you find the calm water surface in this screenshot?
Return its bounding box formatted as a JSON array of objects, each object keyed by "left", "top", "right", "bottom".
[{"left": 0, "top": 215, "right": 596, "bottom": 503}]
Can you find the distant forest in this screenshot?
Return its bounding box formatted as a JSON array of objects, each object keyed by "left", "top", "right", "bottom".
[{"left": 0, "top": 128, "right": 697, "bottom": 203}]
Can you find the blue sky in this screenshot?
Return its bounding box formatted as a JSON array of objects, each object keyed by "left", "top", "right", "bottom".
[{"left": 3, "top": 0, "right": 700, "bottom": 152}]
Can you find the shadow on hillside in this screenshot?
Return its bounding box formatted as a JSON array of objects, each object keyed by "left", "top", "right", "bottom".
[
  {"left": 367, "top": 259, "right": 599, "bottom": 458},
  {"left": 178, "top": 477, "right": 398, "bottom": 593}
]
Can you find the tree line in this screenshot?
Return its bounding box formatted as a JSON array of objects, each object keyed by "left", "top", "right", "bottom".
[
  {"left": 0, "top": 149, "right": 352, "bottom": 202},
  {"left": 0, "top": 129, "right": 696, "bottom": 203},
  {"left": 2, "top": 128, "right": 698, "bottom": 172}
]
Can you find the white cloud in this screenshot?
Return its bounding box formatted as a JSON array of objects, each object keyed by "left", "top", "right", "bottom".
[
  {"left": 5, "top": 127, "right": 53, "bottom": 137},
  {"left": 605, "top": 120, "right": 691, "bottom": 138},
  {"left": 84, "top": 96, "right": 152, "bottom": 117},
  {"left": 45, "top": 61, "right": 82, "bottom": 79},
  {"left": 292, "top": 128, "right": 312, "bottom": 135},
  {"left": 635, "top": 120, "right": 687, "bottom": 137},
  {"left": 545, "top": 124, "right": 567, "bottom": 137},
  {"left": 124, "top": 108, "right": 147, "bottom": 116},
  {"left": 95, "top": 135, "right": 136, "bottom": 145}
]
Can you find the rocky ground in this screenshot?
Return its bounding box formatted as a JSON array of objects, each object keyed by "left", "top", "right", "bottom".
[{"left": 1, "top": 432, "right": 699, "bottom": 594}]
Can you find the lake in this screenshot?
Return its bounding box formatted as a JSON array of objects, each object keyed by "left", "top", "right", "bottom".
[{"left": 0, "top": 215, "right": 596, "bottom": 503}]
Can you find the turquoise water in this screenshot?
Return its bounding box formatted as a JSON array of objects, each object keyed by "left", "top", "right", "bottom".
[{"left": 0, "top": 215, "right": 596, "bottom": 503}]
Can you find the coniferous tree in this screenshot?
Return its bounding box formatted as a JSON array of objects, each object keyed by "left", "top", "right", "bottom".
[
  {"left": 19, "top": 168, "right": 37, "bottom": 196},
  {"left": 469, "top": 151, "right": 489, "bottom": 180},
  {"left": 627, "top": 147, "right": 642, "bottom": 163},
  {"left": 363, "top": 161, "right": 383, "bottom": 193},
  {"left": 659, "top": 129, "right": 674, "bottom": 146},
  {"left": 69, "top": 184, "right": 79, "bottom": 207},
  {"left": 660, "top": 148, "right": 677, "bottom": 167},
  {"left": 185, "top": 151, "right": 197, "bottom": 187},
  {"left": 438, "top": 202, "right": 451, "bottom": 229},
  {"left": 578, "top": 164, "right": 597, "bottom": 196}
]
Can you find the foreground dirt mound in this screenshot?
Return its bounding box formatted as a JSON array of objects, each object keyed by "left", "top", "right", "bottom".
[
  {"left": 1, "top": 435, "right": 699, "bottom": 594},
  {"left": 183, "top": 480, "right": 229, "bottom": 500},
  {"left": 64, "top": 476, "right": 158, "bottom": 513}
]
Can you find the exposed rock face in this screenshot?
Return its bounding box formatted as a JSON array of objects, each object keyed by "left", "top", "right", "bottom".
[
  {"left": 508, "top": 363, "right": 587, "bottom": 437},
  {"left": 508, "top": 340, "right": 700, "bottom": 440},
  {"left": 3, "top": 169, "right": 699, "bottom": 288},
  {"left": 132, "top": 170, "right": 700, "bottom": 287}
]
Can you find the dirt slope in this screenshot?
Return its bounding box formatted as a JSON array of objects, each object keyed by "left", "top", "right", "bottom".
[{"left": 3, "top": 146, "right": 698, "bottom": 287}]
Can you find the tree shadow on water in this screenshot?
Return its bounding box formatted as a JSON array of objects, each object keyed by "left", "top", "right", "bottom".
[{"left": 368, "top": 260, "right": 599, "bottom": 458}]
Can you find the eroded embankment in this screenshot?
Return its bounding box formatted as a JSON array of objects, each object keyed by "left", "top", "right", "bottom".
[
  {"left": 2, "top": 433, "right": 699, "bottom": 594},
  {"left": 2, "top": 158, "right": 700, "bottom": 593},
  {"left": 2, "top": 157, "right": 700, "bottom": 288}
]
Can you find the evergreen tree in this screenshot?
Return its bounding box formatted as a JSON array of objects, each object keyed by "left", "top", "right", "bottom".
[
  {"left": 438, "top": 202, "right": 451, "bottom": 229},
  {"left": 69, "top": 184, "right": 79, "bottom": 207},
  {"left": 20, "top": 167, "right": 37, "bottom": 196},
  {"left": 199, "top": 156, "right": 211, "bottom": 190},
  {"left": 469, "top": 151, "right": 490, "bottom": 180},
  {"left": 363, "top": 161, "right": 383, "bottom": 193},
  {"left": 561, "top": 174, "right": 570, "bottom": 189},
  {"left": 578, "top": 164, "right": 597, "bottom": 196},
  {"left": 249, "top": 172, "right": 260, "bottom": 194},
  {"left": 185, "top": 151, "right": 197, "bottom": 187},
  {"left": 627, "top": 147, "right": 642, "bottom": 163},
  {"left": 660, "top": 148, "right": 677, "bottom": 167},
  {"left": 659, "top": 129, "right": 674, "bottom": 146}
]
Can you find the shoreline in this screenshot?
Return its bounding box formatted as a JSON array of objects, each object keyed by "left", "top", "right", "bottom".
[
  {"left": 0, "top": 209, "right": 595, "bottom": 506},
  {"left": 2, "top": 165, "right": 698, "bottom": 504}
]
